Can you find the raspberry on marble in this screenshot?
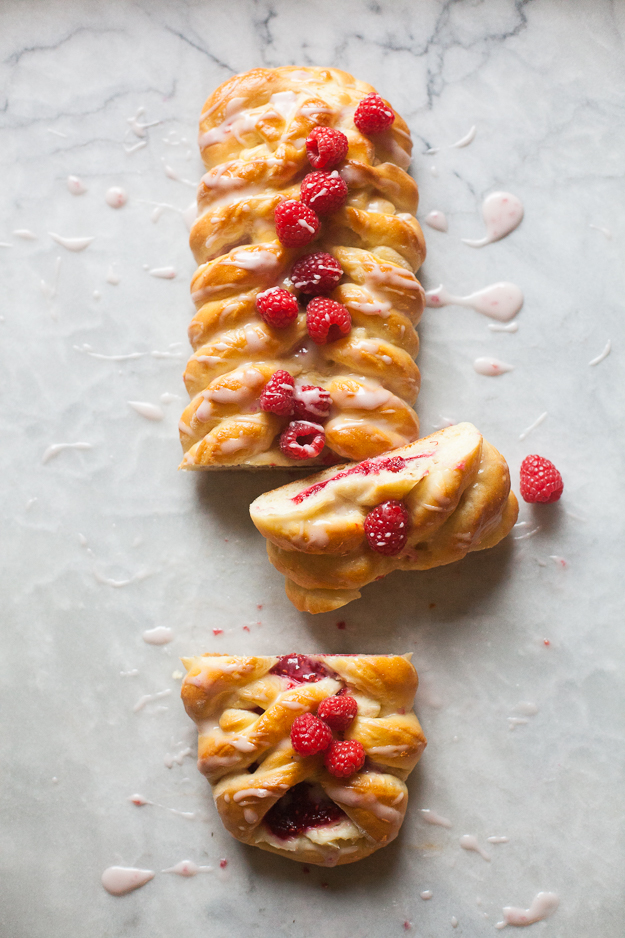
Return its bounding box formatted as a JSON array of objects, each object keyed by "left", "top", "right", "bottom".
[{"left": 519, "top": 455, "right": 564, "bottom": 504}]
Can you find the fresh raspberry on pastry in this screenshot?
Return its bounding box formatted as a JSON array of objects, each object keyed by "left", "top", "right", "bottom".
[
  {"left": 306, "top": 297, "right": 352, "bottom": 344},
  {"left": 274, "top": 199, "right": 320, "bottom": 247},
  {"left": 250, "top": 423, "right": 519, "bottom": 613},
  {"left": 290, "top": 713, "right": 332, "bottom": 756},
  {"left": 300, "top": 172, "right": 348, "bottom": 215},
  {"left": 519, "top": 454, "right": 563, "bottom": 504},
  {"left": 354, "top": 92, "right": 395, "bottom": 134},
  {"left": 279, "top": 421, "right": 326, "bottom": 460},
  {"left": 305, "top": 126, "right": 349, "bottom": 169},
  {"left": 256, "top": 287, "right": 299, "bottom": 328},
  {"left": 290, "top": 252, "right": 343, "bottom": 295},
  {"left": 317, "top": 694, "right": 358, "bottom": 731},
  {"left": 181, "top": 653, "right": 426, "bottom": 866},
  {"left": 260, "top": 370, "right": 295, "bottom": 416}
]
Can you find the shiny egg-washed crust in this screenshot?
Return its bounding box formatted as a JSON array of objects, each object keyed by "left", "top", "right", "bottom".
[
  {"left": 250, "top": 423, "right": 519, "bottom": 613},
  {"left": 179, "top": 66, "right": 427, "bottom": 470},
  {"left": 181, "top": 653, "right": 426, "bottom": 866}
]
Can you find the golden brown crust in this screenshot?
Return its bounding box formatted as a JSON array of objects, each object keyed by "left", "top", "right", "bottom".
[
  {"left": 181, "top": 653, "right": 426, "bottom": 866},
  {"left": 180, "top": 66, "right": 426, "bottom": 470},
  {"left": 250, "top": 423, "right": 519, "bottom": 612}
]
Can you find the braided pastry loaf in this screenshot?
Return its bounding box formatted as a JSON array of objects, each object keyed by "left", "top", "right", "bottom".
[
  {"left": 179, "top": 66, "right": 426, "bottom": 469},
  {"left": 181, "top": 653, "right": 426, "bottom": 866},
  {"left": 250, "top": 422, "right": 519, "bottom": 613}
]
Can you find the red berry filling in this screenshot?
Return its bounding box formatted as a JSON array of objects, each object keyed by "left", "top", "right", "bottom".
[
  {"left": 354, "top": 93, "right": 395, "bottom": 134},
  {"left": 292, "top": 385, "right": 332, "bottom": 422},
  {"left": 364, "top": 499, "right": 410, "bottom": 555},
  {"left": 519, "top": 454, "right": 564, "bottom": 504},
  {"left": 306, "top": 296, "right": 351, "bottom": 344},
  {"left": 264, "top": 782, "right": 346, "bottom": 840},
  {"left": 290, "top": 713, "right": 333, "bottom": 756},
  {"left": 274, "top": 199, "right": 320, "bottom": 247},
  {"left": 291, "top": 252, "right": 343, "bottom": 296},
  {"left": 305, "top": 127, "right": 349, "bottom": 170},
  {"left": 324, "top": 739, "right": 366, "bottom": 778},
  {"left": 270, "top": 654, "right": 330, "bottom": 683},
  {"left": 300, "top": 171, "right": 348, "bottom": 215},
  {"left": 256, "top": 287, "right": 299, "bottom": 329},
  {"left": 292, "top": 451, "right": 436, "bottom": 504},
  {"left": 279, "top": 421, "right": 325, "bottom": 460},
  {"left": 260, "top": 370, "right": 295, "bottom": 416},
  {"left": 317, "top": 694, "right": 358, "bottom": 732}
]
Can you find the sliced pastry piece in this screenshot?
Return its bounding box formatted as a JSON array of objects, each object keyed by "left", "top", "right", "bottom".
[
  {"left": 181, "top": 653, "right": 426, "bottom": 866},
  {"left": 179, "top": 65, "right": 427, "bottom": 469},
  {"left": 250, "top": 422, "right": 519, "bottom": 613}
]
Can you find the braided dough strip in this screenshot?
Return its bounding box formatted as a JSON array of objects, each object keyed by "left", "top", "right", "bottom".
[
  {"left": 182, "top": 653, "right": 426, "bottom": 866},
  {"left": 179, "top": 66, "right": 426, "bottom": 469},
  {"left": 250, "top": 422, "right": 519, "bottom": 613}
]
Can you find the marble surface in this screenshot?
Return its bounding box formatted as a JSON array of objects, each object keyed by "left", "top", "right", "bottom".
[{"left": 1, "top": 0, "right": 624, "bottom": 935}]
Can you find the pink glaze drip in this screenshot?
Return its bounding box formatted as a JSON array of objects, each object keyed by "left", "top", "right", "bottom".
[{"left": 292, "top": 450, "right": 436, "bottom": 504}]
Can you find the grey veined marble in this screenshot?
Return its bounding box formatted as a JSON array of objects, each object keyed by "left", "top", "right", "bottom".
[{"left": 1, "top": 0, "right": 624, "bottom": 935}]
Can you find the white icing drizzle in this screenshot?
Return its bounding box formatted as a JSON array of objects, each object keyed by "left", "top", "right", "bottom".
[
  {"left": 420, "top": 890, "right": 433, "bottom": 900},
  {"left": 427, "top": 125, "right": 476, "bottom": 153},
  {"left": 133, "top": 689, "right": 171, "bottom": 712},
  {"left": 42, "top": 442, "right": 92, "bottom": 464},
  {"left": 107, "top": 266, "right": 120, "bottom": 285},
  {"left": 462, "top": 192, "right": 524, "bottom": 247},
  {"left": 124, "top": 140, "right": 147, "bottom": 154},
  {"left": 519, "top": 411, "right": 548, "bottom": 441},
  {"left": 513, "top": 526, "right": 541, "bottom": 541},
  {"left": 49, "top": 232, "right": 94, "bottom": 251},
  {"left": 148, "top": 266, "right": 176, "bottom": 279},
  {"left": 425, "top": 282, "right": 523, "bottom": 322},
  {"left": 142, "top": 626, "right": 173, "bottom": 645},
  {"left": 473, "top": 357, "right": 514, "bottom": 376},
  {"left": 164, "top": 746, "right": 192, "bottom": 768},
  {"left": 487, "top": 836, "right": 510, "bottom": 844},
  {"left": 101, "top": 866, "right": 155, "bottom": 895},
  {"left": 589, "top": 224, "right": 612, "bottom": 239},
  {"left": 489, "top": 321, "right": 518, "bottom": 333},
  {"left": 459, "top": 834, "right": 490, "bottom": 861},
  {"left": 67, "top": 175, "right": 87, "bottom": 195},
  {"left": 588, "top": 339, "right": 611, "bottom": 366},
  {"left": 162, "top": 861, "right": 213, "bottom": 876},
  {"left": 13, "top": 229, "right": 37, "bottom": 240},
  {"left": 424, "top": 210, "right": 448, "bottom": 232},
  {"left": 128, "top": 401, "right": 165, "bottom": 421},
  {"left": 105, "top": 187, "right": 128, "bottom": 208},
  {"left": 420, "top": 809, "right": 452, "bottom": 828},
  {"left": 127, "top": 106, "right": 161, "bottom": 138},
  {"left": 495, "top": 892, "right": 559, "bottom": 929}
]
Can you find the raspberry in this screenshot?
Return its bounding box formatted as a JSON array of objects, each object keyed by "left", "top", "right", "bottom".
[
  {"left": 306, "top": 297, "right": 352, "bottom": 344},
  {"left": 354, "top": 93, "right": 395, "bottom": 134},
  {"left": 291, "top": 252, "right": 343, "bottom": 296},
  {"left": 364, "top": 500, "right": 410, "bottom": 555},
  {"left": 280, "top": 421, "right": 326, "bottom": 460},
  {"left": 317, "top": 695, "right": 358, "bottom": 732},
  {"left": 324, "top": 739, "right": 366, "bottom": 778},
  {"left": 300, "top": 172, "right": 348, "bottom": 215},
  {"left": 306, "top": 127, "right": 349, "bottom": 170},
  {"left": 290, "top": 713, "right": 333, "bottom": 757},
  {"left": 260, "top": 370, "right": 295, "bottom": 416},
  {"left": 519, "top": 455, "right": 564, "bottom": 504},
  {"left": 256, "top": 287, "right": 299, "bottom": 329},
  {"left": 292, "top": 385, "right": 332, "bottom": 422},
  {"left": 274, "top": 199, "right": 320, "bottom": 247}
]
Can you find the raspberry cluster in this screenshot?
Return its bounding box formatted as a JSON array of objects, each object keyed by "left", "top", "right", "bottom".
[
  {"left": 259, "top": 369, "right": 332, "bottom": 461},
  {"left": 289, "top": 692, "right": 365, "bottom": 779}
]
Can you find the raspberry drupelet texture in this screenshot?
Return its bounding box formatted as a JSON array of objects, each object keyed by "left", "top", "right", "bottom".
[
  {"left": 364, "top": 500, "right": 410, "bottom": 555},
  {"left": 292, "top": 385, "right": 332, "bottom": 422},
  {"left": 274, "top": 199, "right": 320, "bottom": 247},
  {"left": 306, "top": 297, "right": 352, "bottom": 344},
  {"left": 317, "top": 694, "right": 358, "bottom": 732},
  {"left": 300, "top": 171, "right": 348, "bottom": 215},
  {"left": 259, "top": 370, "right": 295, "bottom": 416},
  {"left": 305, "top": 126, "right": 349, "bottom": 170},
  {"left": 324, "top": 739, "right": 366, "bottom": 778},
  {"left": 256, "top": 287, "right": 299, "bottom": 328},
  {"left": 291, "top": 252, "right": 343, "bottom": 296},
  {"left": 279, "top": 421, "right": 326, "bottom": 460},
  {"left": 519, "top": 455, "right": 564, "bottom": 504},
  {"left": 290, "top": 713, "right": 333, "bottom": 757},
  {"left": 354, "top": 93, "right": 395, "bottom": 134}
]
